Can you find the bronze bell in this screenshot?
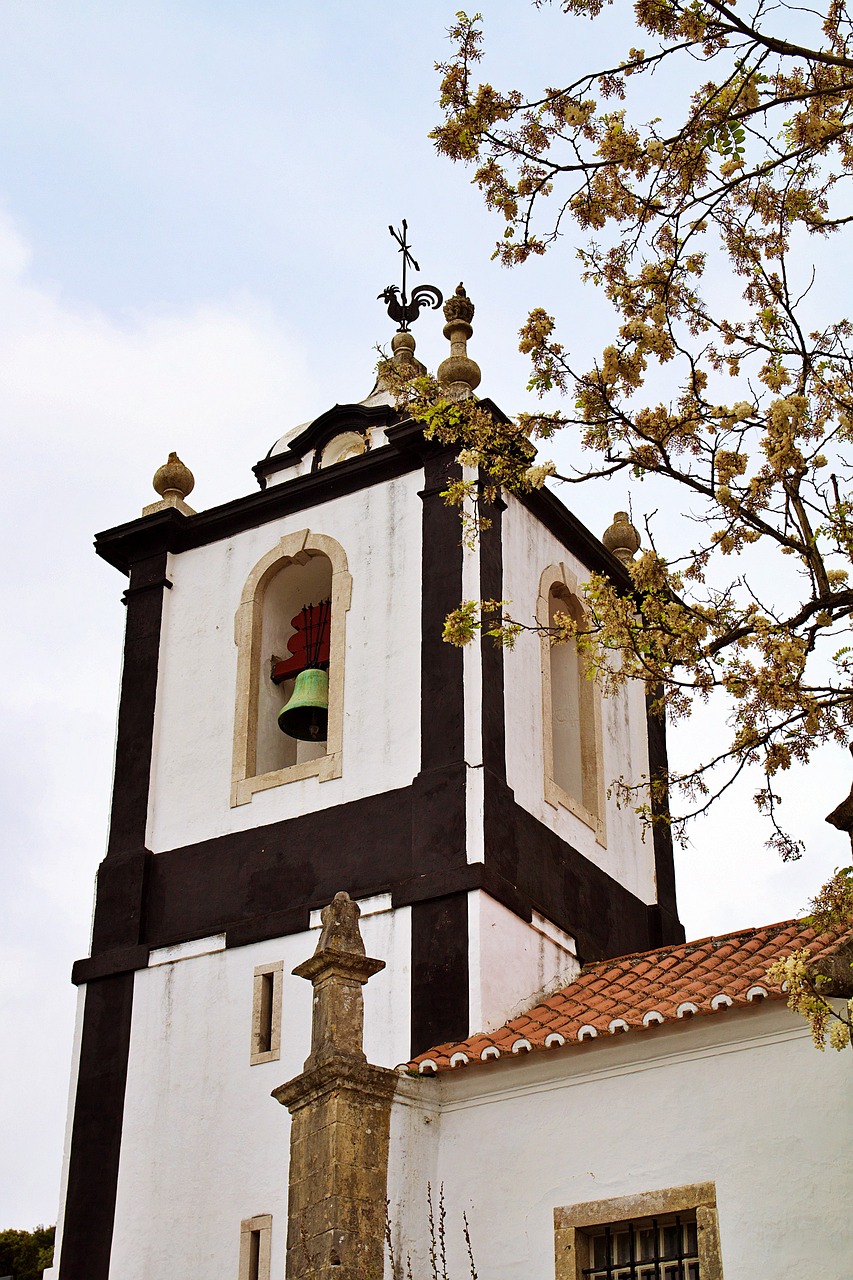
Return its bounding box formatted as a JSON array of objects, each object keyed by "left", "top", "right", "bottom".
[{"left": 278, "top": 668, "right": 329, "bottom": 742}]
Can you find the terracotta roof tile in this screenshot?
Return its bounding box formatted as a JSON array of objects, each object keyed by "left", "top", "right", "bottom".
[{"left": 406, "top": 918, "right": 851, "bottom": 1074}]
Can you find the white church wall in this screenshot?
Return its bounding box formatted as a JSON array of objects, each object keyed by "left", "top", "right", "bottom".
[
  {"left": 146, "top": 471, "right": 423, "bottom": 853},
  {"left": 468, "top": 892, "right": 579, "bottom": 1033},
  {"left": 109, "top": 903, "right": 410, "bottom": 1280},
  {"left": 501, "top": 494, "right": 656, "bottom": 904},
  {"left": 387, "top": 1004, "right": 853, "bottom": 1279}
]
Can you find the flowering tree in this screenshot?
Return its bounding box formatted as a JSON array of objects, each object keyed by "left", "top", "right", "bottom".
[
  {"left": 418, "top": 3, "right": 853, "bottom": 866},
  {"left": 766, "top": 866, "right": 853, "bottom": 1049}
]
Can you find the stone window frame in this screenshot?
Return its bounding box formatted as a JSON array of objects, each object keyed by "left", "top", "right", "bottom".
[
  {"left": 537, "top": 562, "right": 606, "bottom": 846},
  {"left": 554, "top": 1183, "right": 724, "bottom": 1280},
  {"left": 238, "top": 1213, "right": 272, "bottom": 1280},
  {"left": 250, "top": 960, "right": 283, "bottom": 1065},
  {"left": 231, "top": 529, "right": 352, "bottom": 807}
]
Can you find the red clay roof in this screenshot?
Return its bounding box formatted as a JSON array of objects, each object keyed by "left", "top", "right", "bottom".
[{"left": 407, "top": 918, "right": 850, "bottom": 1074}]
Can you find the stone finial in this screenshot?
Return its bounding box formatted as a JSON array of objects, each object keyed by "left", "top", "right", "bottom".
[
  {"left": 374, "top": 329, "right": 426, "bottom": 393},
  {"left": 143, "top": 451, "right": 196, "bottom": 517},
  {"left": 437, "top": 282, "right": 481, "bottom": 401},
  {"left": 291, "top": 892, "right": 385, "bottom": 1072},
  {"left": 603, "top": 510, "right": 641, "bottom": 566},
  {"left": 389, "top": 329, "right": 426, "bottom": 374},
  {"left": 315, "top": 890, "right": 367, "bottom": 956}
]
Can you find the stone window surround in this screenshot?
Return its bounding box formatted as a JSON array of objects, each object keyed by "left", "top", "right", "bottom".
[
  {"left": 250, "top": 960, "right": 284, "bottom": 1065},
  {"left": 537, "top": 562, "right": 606, "bottom": 847},
  {"left": 554, "top": 1183, "right": 723, "bottom": 1280},
  {"left": 238, "top": 1213, "right": 272, "bottom": 1280},
  {"left": 231, "top": 529, "right": 353, "bottom": 807}
]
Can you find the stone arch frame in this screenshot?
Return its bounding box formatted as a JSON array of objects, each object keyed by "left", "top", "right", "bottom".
[
  {"left": 537, "top": 562, "right": 606, "bottom": 846},
  {"left": 231, "top": 529, "right": 352, "bottom": 807}
]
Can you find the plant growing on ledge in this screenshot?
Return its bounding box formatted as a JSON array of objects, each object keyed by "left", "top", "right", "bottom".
[
  {"left": 767, "top": 865, "right": 853, "bottom": 1048},
  {"left": 384, "top": 1186, "right": 479, "bottom": 1280}
]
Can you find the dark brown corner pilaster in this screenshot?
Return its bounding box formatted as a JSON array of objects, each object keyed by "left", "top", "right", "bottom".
[
  {"left": 272, "top": 893, "right": 398, "bottom": 1280},
  {"left": 58, "top": 973, "right": 134, "bottom": 1280},
  {"left": 645, "top": 688, "right": 684, "bottom": 945},
  {"left": 107, "top": 551, "right": 170, "bottom": 860},
  {"left": 479, "top": 490, "right": 506, "bottom": 782},
  {"left": 419, "top": 451, "right": 464, "bottom": 774}
]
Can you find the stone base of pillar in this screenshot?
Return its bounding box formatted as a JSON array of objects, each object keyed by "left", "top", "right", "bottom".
[{"left": 274, "top": 1055, "right": 398, "bottom": 1280}]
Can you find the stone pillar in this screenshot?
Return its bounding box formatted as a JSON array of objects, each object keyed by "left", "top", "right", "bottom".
[{"left": 273, "top": 892, "right": 398, "bottom": 1280}]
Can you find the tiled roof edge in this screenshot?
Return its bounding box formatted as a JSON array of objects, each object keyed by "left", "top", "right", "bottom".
[{"left": 404, "top": 917, "right": 852, "bottom": 1076}]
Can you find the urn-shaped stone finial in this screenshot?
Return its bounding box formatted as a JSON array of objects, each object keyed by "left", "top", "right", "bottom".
[
  {"left": 143, "top": 451, "right": 196, "bottom": 517},
  {"left": 389, "top": 329, "right": 426, "bottom": 374},
  {"left": 603, "top": 510, "right": 641, "bottom": 566},
  {"left": 437, "top": 283, "right": 481, "bottom": 401},
  {"left": 153, "top": 451, "right": 194, "bottom": 500}
]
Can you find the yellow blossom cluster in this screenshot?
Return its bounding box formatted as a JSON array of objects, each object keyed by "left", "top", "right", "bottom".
[{"left": 766, "top": 949, "right": 852, "bottom": 1051}]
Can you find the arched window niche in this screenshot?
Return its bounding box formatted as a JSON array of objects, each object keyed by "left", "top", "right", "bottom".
[
  {"left": 537, "top": 563, "right": 606, "bottom": 846},
  {"left": 231, "top": 530, "right": 352, "bottom": 807}
]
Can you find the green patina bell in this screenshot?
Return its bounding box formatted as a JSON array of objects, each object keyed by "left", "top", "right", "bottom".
[{"left": 278, "top": 667, "right": 329, "bottom": 742}]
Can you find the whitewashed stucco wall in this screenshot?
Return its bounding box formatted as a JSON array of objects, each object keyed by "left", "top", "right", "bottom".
[
  {"left": 108, "top": 904, "right": 410, "bottom": 1280},
  {"left": 146, "top": 470, "right": 423, "bottom": 852},
  {"left": 501, "top": 494, "right": 656, "bottom": 904},
  {"left": 387, "top": 1004, "right": 853, "bottom": 1279},
  {"left": 468, "top": 892, "right": 579, "bottom": 1033}
]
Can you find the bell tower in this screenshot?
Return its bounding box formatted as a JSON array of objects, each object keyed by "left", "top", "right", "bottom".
[{"left": 51, "top": 259, "right": 682, "bottom": 1280}]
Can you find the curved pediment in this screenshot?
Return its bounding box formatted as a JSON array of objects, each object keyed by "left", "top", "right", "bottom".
[{"left": 254, "top": 399, "right": 401, "bottom": 488}]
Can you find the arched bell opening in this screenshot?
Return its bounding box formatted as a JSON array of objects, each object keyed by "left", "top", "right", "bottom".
[
  {"left": 256, "top": 553, "right": 333, "bottom": 775},
  {"left": 537, "top": 563, "right": 606, "bottom": 845},
  {"left": 231, "top": 530, "right": 352, "bottom": 807},
  {"left": 548, "top": 585, "right": 596, "bottom": 814}
]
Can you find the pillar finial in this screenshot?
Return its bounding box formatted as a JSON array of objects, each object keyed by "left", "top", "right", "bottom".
[
  {"left": 602, "top": 510, "right": 641, "bottom": 566},
  {"left": 291, "top": 891, "right": 385, "bottom": 1072},
  {"left": 437, "top": 282, "right": 481, "bottom": 401},
  {"left": 143, "top": 451, "right": 196, "bottom": 517}
]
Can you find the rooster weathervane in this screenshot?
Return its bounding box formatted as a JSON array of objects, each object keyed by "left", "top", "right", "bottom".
[{"left": 378, "top": 221, "right": 443, "bottom": 332}]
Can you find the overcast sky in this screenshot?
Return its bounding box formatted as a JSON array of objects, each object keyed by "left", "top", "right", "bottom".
[{"left": 1, "top": 0, "right": 849, "bottom": 1231}]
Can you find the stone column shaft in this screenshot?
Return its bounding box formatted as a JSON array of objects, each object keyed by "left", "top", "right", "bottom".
[{"left": 273, "top": 892, "right": 397, "bottom": 1280}]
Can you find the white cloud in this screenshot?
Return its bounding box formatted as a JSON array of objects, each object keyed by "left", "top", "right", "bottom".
[{"left": 0, "top": 210, "right": 317, "bottom": 1228}]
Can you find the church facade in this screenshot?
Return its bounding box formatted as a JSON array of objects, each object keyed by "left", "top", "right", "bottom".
[{"left": 47, "top": 290, "right": 851, "bottom": 1280}]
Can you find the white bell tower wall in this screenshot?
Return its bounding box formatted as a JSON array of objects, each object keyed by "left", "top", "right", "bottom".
[
  {"left": 146, "top": 470, "right": 424, "bottom": 853},
  {"left": 501, "top": 492, "right": 658, "bottom": 907}
]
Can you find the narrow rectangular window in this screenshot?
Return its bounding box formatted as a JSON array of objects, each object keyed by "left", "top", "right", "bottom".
[
  {"left": 239, "top": 1215, "right": 272, "bottom": 1280},
  {"left": 258, "top": 972, "right": 274, "bottom": 1053},
  {"left": 250, "top": 961, "right": 283, "bottom": 1064}
]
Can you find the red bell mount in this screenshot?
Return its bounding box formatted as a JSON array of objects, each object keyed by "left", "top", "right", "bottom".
[{"left": 271, "top": 600, "right": 331, "bottom": 684}]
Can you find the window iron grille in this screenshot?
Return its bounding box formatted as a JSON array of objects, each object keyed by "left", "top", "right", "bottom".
[{"left": 583, "top": 1215, "right": 699, "bottom": 1280}]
